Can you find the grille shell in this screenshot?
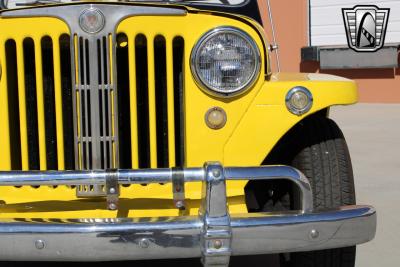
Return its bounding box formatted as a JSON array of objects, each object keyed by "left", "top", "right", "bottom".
[
  {"left": 0, "top": 5, "right": 188, "bottom": 173},
  {"left": 0, "top": 5, "right": 266, "bottom": 218}
]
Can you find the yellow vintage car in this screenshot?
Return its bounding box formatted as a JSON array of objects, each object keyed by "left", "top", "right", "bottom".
[{"left": 0, "top": 0, "right": 375, "bottom": 266}]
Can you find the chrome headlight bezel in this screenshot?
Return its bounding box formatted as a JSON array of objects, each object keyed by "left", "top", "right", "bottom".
[{"left": 190, "top": 26, "right": 261, "bottom": 97}]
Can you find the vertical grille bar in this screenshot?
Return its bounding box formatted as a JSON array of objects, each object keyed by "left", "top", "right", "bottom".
[
  {"left": 116, "top": 34, "right": 131, "bottom": 169},
  {"left": 82, "top": 37, "right": 90, "bottom": 169},
  {"left": 5, "top": 40, "right": 22, "bottom": 170},
  {"left": 154, "top": 36, "right": 169, "bottom": 168},
  {"left": 34, "top": 37, "right": 48, "bottom": 170},
  {"left": 128, "top": 35, "right": 139, "bottom": 169},
  {"left": 53, "top": 36, "right": 65, "bottom": 170},
  {"left": 147, "top": 36, "right": 157, "bottom": 168},
  {"left": 110, "top": 34, "right": 119, "bottom": 169},
  {"left": 88, "top": 37, "right": 102, "bottom": 171},
  {"left": 135, "top": 35, "right": 150, "bottom": 168},
  {"left": 77, "top": 37, "right": 84, "bottom": 169},
  {"left": 23, "top": 38, "right": 39, "bottom": 170},
  {"left": 59, "top": 34, "right": 74, "bottom": 170},
  {"left": 41, "top": 37, "right": 58, "bottom": 170},
  {"left": 165, "top": 38, "right": 176, "bottom": 168},
  {"left": 73, "top": 35, "right": 81, "bottom": 170},
  {"left": 16, "top": 40, "right": 29, "bottom": 170},
  {"left": 106, "top": 35, "right": 113, "bottom": 168},
  {"left": 104, "top": 37, "right": 110, "bottom": 168},
  {"left": 99, "top": 38, "right": 107, "bottom": 169},
  {"left": 173, "top": 37, "right": 185, "bottom": 167}
]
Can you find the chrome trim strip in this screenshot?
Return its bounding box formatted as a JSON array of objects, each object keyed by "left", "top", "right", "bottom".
[
  {"left": 225, "top": 166, "right": 313, "bottom": 213},
  {"left": 231, "top": 205, "right": 376, "bottom": 255},
  {"left": 1, "top": 4, "right": 187, "bottom": 30},
  {"left": 0, "top": 206, "right": 376, "bottom": 261},
  {"left": 82, "top": 37, "right": 90, "bottom": 169},
  {"left": 73, "top": 36, "right": 80, "bottom": 169},
  {"left": 0, "top": 164, "right": 312, "bottom": 213},
  {"left": 99, "top": 37, "right": 106, "bottom": 169},
  {"left": 107, "top": 34, "right": 114, "bottom": 168}
]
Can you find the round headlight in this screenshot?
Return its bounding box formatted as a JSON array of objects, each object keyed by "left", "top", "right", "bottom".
[{"left": 191, "top": 27, "right": 261, "bottom": 97}]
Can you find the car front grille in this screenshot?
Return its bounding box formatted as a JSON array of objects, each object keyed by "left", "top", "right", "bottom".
[{"left": 2, "top": 20, "right": 185, "bottom": 172}]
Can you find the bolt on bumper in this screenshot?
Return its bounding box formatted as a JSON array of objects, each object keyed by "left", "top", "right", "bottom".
[{"left": 0, "top": 162, "right": 376, "bottom": 266}]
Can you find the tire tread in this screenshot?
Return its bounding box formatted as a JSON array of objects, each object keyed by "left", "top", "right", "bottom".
[{"left": 288, "top": 116, "right": 356, "bottom": 267}]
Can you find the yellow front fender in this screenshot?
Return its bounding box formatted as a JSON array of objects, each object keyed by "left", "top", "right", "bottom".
[{"left": 224, "top": 73, "right": 358, "bottom": 166}]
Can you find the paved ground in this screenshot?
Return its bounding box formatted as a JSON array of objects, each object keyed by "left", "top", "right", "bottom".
[
  {"left": 3, "top": 104, "right": 398, "bottom": 267},
  {"left": 330, "top": 104, "right": 400, "bottom": 267}
]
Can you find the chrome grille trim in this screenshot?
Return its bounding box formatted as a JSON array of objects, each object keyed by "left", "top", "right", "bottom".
[
  {"left": 104, "top": 36, "right": 113, "bottom": 169},
  {"left": 99, "top": 37, "right": 108, "bottom": 169},
  {"left": 74, "top": 34, "right": 116, "bottom": 196}
]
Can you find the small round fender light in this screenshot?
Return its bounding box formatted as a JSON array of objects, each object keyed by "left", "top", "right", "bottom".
[
  {"left": 286, "top": 86, "right": 313, "bottom": 116},
  {"left": 205, "top": 107, "right": 227, "bottom": 130}
]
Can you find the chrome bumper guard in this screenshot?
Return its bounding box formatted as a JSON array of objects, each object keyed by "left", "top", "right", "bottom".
[{"left": 0, "top": 162, "right": 376, "bottom": 266}]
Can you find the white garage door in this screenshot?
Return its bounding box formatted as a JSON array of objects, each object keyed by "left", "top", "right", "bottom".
[{"left": 310, "top": 0, "right": 400, "bottom": 46}]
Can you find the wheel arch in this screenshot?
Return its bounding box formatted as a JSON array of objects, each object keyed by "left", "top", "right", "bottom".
[
  {"left": 223, "top": 77, "right": 357, "bottom": 166},
  {"left": 262, "top": 108, "right": 329, "bottom": 165}
]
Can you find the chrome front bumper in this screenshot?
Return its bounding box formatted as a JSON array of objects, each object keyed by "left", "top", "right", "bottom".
[{"left": 0, "top": 163, "right": 376, "bottom": 266}]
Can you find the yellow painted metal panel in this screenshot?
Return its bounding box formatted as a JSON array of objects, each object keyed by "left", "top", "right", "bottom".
[
  {"left": 166, "top": 38, "right": 176, "bottom": 167},
  {"left": 147, "top": 36, "right": 158, "bottom": 168},
  {"left": 0, "top": 17, "right": 69, "bottom": 170},
  {"left": 34, "top": 37, "right": 48, "bottom": 170},
  {"left": 52, "top": 38, "right": 65, "bottom": 170},
  {"left": 0, "top": 184, "right": 245, "bottom": 218},
  {"left": 224, "top": 78, "right": 358, "bottom": 166},
  {"left": 117, "top": 15, "right": 266, "bottom": 171},
  {"left": 128, "top": 36, "right": 139, "bottom": 168},
  {"left": 16, "top": 40, "right": 29, "bottom": 170},
  {"left": 0, "top": 14, "right": 358, "bottom": 219},
  {"left": 117, "top": 14, "right": 268, "bottom": 216}
]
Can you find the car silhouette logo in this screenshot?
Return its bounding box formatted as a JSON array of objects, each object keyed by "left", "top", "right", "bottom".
[{"left": 342, "top": 5, "right": 390, "bottom": 52}]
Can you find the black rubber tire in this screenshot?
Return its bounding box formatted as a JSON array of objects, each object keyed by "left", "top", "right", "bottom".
[
  {"left": 283, "top": 116, "right": 357, "bottom": 267},
  {"left": 244, "top": 115, "right": 357, "bottom": 266}
]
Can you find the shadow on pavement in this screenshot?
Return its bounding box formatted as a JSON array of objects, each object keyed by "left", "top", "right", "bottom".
[{"left": 1, "top": 255, "right": 280, "bottom": 267}]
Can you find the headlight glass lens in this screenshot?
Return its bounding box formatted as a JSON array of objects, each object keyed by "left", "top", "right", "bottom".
[{"left": 191, "top": 27, "right": 261, "bottom": 96}]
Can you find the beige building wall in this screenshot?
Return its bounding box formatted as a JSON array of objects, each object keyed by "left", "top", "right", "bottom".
[{"left": 257, "top": 0, "right": 400, "bottom": 103}]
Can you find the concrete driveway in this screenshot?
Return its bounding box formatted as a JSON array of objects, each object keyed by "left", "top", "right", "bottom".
[
  {"left": 330, "top": 104, "right": 400, "bottom": 267},
  {"left": 2, "top": 104, "right": 398, "bottom": 267}
]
